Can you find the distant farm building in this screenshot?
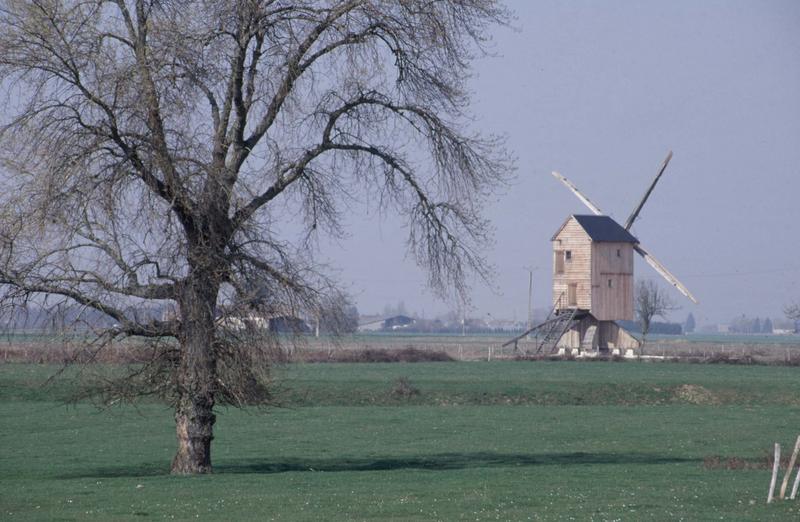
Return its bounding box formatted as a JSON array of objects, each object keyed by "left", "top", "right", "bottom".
[
  {"left": 356, "top": 314, "right": 416, "bottom": 332},
  {"left": 383, "top": 315, "right": 415, "bottom": 330},
  {"left": 357, "top": 315, "right": 385, "bottom": 332},
  {"left": 219, "top": 313, "right": 310, "bottom": 333}
]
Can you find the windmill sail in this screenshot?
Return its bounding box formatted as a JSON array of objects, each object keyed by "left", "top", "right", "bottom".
[
  {"left": 551, "top": 171, "right": 604, "bottom": 215},
  {"left": 623, "top": 151, "right": 673, "bottom": 230},
  {"left": 634, "top": 244, "right": 698, "bottom": 303},
  {"left": 551, "top": 168, "right": 698, "bottom": 304}
]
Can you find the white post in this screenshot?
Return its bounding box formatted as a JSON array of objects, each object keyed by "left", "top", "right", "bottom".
[
  {"left": 768, "top": 443, "right": 781, "bottom": 503},
  {"left": 789, "top": 467, "right": 800, "bottom": 500},
  {"left": 790, "top": 458, "right": 800, "bottom": 499},
  {"left": 780, "top": 435, "right": 800, "bottom": 499}
]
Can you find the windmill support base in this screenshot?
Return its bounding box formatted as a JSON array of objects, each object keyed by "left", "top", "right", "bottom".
[{"left": 555, "top": 314, "right": 640, "bottom": 355}]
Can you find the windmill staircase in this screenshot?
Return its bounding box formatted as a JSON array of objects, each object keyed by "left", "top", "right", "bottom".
[
  {"left": 502, "top": 297, "right": 581, "bottom": 354},
  {"left": 533, "top": 308, "right": 579, "bottom": 354}
]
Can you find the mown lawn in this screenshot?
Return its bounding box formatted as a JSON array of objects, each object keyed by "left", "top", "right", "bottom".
[{"left": 1, "top": 361, "right": 799, "bottom": 520}]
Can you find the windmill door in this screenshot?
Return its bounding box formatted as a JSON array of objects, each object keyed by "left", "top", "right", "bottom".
[{"left": 568, "top": 283, "right": 577, "bottom": 306}]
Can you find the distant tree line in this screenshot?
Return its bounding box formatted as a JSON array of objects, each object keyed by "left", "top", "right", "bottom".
[
  {"left": 729, "top": 315, "right": 773, "bottom": 334},
  {"left": 618, "top": 320, "right": 683, "bottom": 336},
  {"left": 1, "top": 305, "right": 161, "bottom": 332},
  {"left": 382, "top": 301, "right": 409, "bottom": 318},
  {"left": 3, "top": 301, "right": 360, "bottom": 336},
  {"left": 684, "top": 313, "right": 696, "bottom": 333},
  {"left": 377, "top": 317, "right": 502, "bottom": 334}
]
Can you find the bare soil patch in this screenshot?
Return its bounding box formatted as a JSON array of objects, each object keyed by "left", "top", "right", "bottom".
[
  {"left": 673, "top": 384, "right": 720, "bottom": 405},
  {"left": 704, "top": 453, "right": 797, "bottom": 470}
]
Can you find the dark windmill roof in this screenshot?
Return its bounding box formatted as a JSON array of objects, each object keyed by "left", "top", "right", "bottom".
[{"left": 552, "top": 215, "right": 639, "bottom": 243}]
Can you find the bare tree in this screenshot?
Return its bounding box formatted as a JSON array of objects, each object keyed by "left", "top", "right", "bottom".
[
  {"left": 786, "top": 303, "right": 800, "bottom": 333},
  {"left": 635, "top": 280, "right": 677, "bottom": 348},
  {"left": 0, "top": 1, "right": 512, "bottom": 474}
]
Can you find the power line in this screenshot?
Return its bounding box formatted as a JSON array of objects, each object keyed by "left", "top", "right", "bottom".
[{"left": 682, "top": 266, "right": 800, "bottom": 279}]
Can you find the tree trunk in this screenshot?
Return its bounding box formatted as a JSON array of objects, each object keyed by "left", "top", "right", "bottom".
[
  {"left": 171, "top": 386, "right": 215, "bottom": 474},
  {"left": 171, "top": 268, "right": 219, "bottom": 474}
]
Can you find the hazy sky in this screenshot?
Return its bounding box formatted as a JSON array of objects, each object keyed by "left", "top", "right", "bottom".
[{"left": 320, "top": 0, "right": 800, "bottom": 326}]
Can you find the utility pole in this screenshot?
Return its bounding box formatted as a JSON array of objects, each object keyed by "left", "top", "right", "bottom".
[
  {"left": 523, "top": 266, "right": 538, "bottom": 340},
  {"left": 527, "top": 270, "right": 533, "bottom": 332}
]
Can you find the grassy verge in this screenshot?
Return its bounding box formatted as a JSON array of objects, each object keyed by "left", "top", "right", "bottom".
[{"left": 1, "top": 361, "right": 799, "bottom": 520}]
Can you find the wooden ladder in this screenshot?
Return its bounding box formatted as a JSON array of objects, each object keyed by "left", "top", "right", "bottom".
[
  {"left": 502, "top": 294, "right": 581, "bottom": 354},
  {"left": 535, "top": 307, "right": 578, "bottom": 354},
  {"left": 502, "top": 293, "right": 563, "bottom": 352}
]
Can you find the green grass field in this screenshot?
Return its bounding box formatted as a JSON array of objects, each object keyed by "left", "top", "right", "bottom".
[{"left": 2, "top": 360, "right": 800, "bottom": 520}]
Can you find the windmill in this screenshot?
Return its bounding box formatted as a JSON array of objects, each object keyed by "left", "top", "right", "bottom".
[{"left": 504, "top": 151, "right": 697, "bottom": 355}]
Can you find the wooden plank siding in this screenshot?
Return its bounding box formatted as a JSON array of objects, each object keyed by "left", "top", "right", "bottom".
[
  {"left": 552, "top": 216, "right": 635, "bottom": 320},
  {"left": 591, "top": 242, "right": 634, "bottom": 321},
  {"left": 552, "top": 218, "right": 592, "bottom": 311}
]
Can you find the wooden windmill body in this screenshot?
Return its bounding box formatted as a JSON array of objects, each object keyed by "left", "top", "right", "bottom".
[
  {"left": 550, "top": 215, "right": 640, "bottom": 352},
  {"left": 505, "top": 152, "right": 697, "bottom": 355}
]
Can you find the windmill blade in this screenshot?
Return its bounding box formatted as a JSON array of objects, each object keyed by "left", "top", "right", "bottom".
[
  {"left": 634, "top": 243, "right": 698, "bottom": 304},
  {"left": 623, "top": 151, "right": 673, "bottom": 230},
  {"left": 551, "top": 171, "right": 604, "bottom": 215}
]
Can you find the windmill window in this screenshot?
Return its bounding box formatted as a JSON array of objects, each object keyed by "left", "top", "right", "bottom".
[
  {"left": 616, "top": 249, "right": 621, "bottom": 257},
  {"left": 555, "top": 250, "right": 565, "bottom": 274},
  {"left": 565, "top": 250, "right": 572, "bottom": 261},
  {"left": 608, "top": 279, "right": 613, "bottom": 288}
]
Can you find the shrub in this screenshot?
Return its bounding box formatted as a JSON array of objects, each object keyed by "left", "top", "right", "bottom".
[
  {"left": 390, "top": 376, "right": 420, "bottom": 398},
  {"left": 302, "top": 347, "right": 454, "bottom": 363}
]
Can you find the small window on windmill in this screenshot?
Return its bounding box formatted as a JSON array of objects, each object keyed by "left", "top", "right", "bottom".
[
  {"left": 555, "top": 250, "right": 565, "bottom": 274},
  {"left": 565, "top": 250, "right": 572, "bottom": 261},
  {"left": 616, "top": 249, "right": 621, "bottom": 257},
  {"left": 608, "top": 279, "right": 613, "bottom": 288},
  {"left": 568, "top": 283, "right": 578, "bottom": 306}
]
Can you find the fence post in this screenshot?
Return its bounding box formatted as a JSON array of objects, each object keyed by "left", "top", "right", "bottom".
[
  {"left": 780, "top": 435, "right": 800, "bottom": 499},
  {"left": 768, "top": 443, "right": 781, "bottom": 503},
  {"left": 792, "top": 451, "right": 800, "bottom": 500}
]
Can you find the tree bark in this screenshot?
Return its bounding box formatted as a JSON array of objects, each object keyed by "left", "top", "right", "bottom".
[
  {"left": 171, "top": 268, "right": 219, "bottom": 474},
  {"left": 171, "top": 386, "right": 215, "bottom": 474}
]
